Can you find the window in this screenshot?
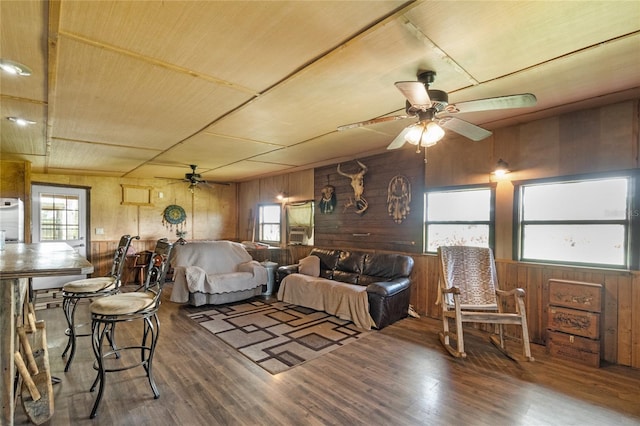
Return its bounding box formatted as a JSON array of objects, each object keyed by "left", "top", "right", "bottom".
[
  {"left": 39, "top": 193, "right": 80, "bottom": 240},
  {"left": 516, "top": 174, "right": 634, "bottom": 268},
  {"left": 286, "top": 201, "right": 314, "bottom": 245},
  {"left": 258, "top": 204, "right": 281, "bottom": 243},
  {"left": 424, "top": 186, "right": 494, "bottom": 253}
]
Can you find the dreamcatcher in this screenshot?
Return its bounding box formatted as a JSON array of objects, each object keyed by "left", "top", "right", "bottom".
[
  {"left": 387, "top": 175, "right": 411, "bottom": 224},
  {"left": 161, "top": 204, "right": 187, "bottom": 235}
]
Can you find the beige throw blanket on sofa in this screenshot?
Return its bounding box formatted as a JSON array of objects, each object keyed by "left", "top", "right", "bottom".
[{"left": 277, "top": 274, "right": 375, "bottom": 330}]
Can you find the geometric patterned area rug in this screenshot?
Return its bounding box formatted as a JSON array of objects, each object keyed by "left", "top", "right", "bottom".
[{"left": 187, "top": 298, "right": 372, "bottom": 375}]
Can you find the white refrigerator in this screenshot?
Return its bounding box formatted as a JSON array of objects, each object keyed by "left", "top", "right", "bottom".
[{"left": 0, "top": 198, "right": 25, "bottom": 242}]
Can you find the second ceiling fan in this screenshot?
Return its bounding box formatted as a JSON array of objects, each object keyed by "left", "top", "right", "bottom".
[
  {"left": 160, "top": 164, "right": 229, "bottom": 192},
  {"left": 338, "top": 70, "right": 536, "bottom": 150}
]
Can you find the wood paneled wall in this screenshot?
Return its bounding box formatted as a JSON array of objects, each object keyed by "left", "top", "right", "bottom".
[
  {"left": 314, "top": 149, "right": 424, "bottom": 252},
  {"left": 408, "top": 253, "right": 640, "bottom": 368},
  {"left": 237, "top": 169, "right": 314, "bottom": 244}
]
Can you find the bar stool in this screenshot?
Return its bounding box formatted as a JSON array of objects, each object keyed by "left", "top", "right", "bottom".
[
  {"left": 61, "top": 235, "right": 139, "bottom": 372},
  {"left": 88, "top": 238, "right": 173, "bottom": 419}
]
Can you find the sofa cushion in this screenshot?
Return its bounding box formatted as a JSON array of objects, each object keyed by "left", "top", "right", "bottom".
[
  {"left": 333, "top": 251, "right": 366, "bottom": 284},
  {"left": 298, "top": 255, "right": 320, "bottom": 277},
  {"left": 362, "top": 253, "right": 414, "bottom": 280}
]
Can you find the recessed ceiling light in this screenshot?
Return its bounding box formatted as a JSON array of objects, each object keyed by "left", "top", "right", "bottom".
[
  {"left": 0, "top": 59, "right": 32, "bottom": 76},
  {"left": 7, "top": 116, "right": 36, "bottom": 126}
]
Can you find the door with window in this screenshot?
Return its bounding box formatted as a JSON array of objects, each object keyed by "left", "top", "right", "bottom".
[{"left": 31, "top": 184, "right": 89, "bottom": 290}]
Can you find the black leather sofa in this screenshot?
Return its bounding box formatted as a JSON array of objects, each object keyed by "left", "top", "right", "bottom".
[{"left": 276, "top": 248, "right": 414, "bottom": 329}]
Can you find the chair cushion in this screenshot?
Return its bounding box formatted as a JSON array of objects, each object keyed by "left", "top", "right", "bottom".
[
  {"left": 90, "top": 293, "right": 155, "bottom": 316},
  {"left": 63, "top": 277, "right": 116, "bottom": 293}
]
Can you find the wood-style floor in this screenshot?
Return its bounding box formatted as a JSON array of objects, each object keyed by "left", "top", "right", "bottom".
[{"left": 15, "top": 285, "right": 640, "bottom": 425}]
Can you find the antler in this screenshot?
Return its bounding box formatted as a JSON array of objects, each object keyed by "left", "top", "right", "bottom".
[
  {"left": 337, "top": 161, "right": 367, "bottom": 177},
  {"left": 336, "top": 163, "right": 351, "bottom": 178},
  {"left": 356, "top": 160, "right": 368, "bottom": 175}
]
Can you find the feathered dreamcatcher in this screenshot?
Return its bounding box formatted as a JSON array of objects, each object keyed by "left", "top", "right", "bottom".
[{"left": 161, "top": 204, "right": 187, "bottom": 233}]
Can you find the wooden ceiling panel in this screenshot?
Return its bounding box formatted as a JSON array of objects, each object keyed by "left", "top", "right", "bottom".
[
  {"left": 60, "top": 1, "right": 407, "bottom": 92},
  {"left": 50, "top": 37, "right": 253, "bottom": 147},
  {"left": 206, "top": 161, "right": 295, "bottom": 182},
  {"left": 443, "top": 34, "right": 640, "bottom": 129},
  {"left": 251, "top": 125, "right": 408, "bottom": 167},
  {"left": 47, "top": 139, "right": 159, "bottom": 174},
  {"left": 2, "top": 1, "right": 639, "bottom": 181},
  {"left": 206, "top": 17, "right": 472, "bottom": 146},
  {"left": 150, "top": 132, "right": 281, "bottom": 171},
  {"left": 0, "top": 0, "right": 47, "bottom": 102},
  {"left": 407, "top": 1, "right": 640, "bottom": 82},
  {"left": 0, "top": 99, "right": 47, "bottom": 155}
]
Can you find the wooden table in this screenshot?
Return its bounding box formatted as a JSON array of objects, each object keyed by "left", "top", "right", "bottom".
[{"left": 1, "top": 243, "right": 93, "bottom": 426}]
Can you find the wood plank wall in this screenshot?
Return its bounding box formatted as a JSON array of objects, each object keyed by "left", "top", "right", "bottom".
[
  {"left": 409, "top": 254, "right": 640, "bottom": 369},
  {"left": 314, "top": 149, "right": 424, "bottom": 253}
]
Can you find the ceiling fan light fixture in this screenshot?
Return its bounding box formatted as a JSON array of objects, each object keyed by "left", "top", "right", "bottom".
[
  {"left": 420, "top": 122, "right": 444, "bottom": 146},
  {"left": 404, "top": 122, "right": 444, "bottom": 147},
  {"left": 404, "top": 123, "right": 424, "bottom": 145},
  {"left": 0, "top": 59, "right": 32, "bottom": 76}
]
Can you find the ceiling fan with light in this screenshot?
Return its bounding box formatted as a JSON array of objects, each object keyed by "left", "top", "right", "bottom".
[
  {"left": 338, "top": 70, "right": 536, "bottom": 151},
  {"left": 158, "top": 164, "right": 229, "bottom": 192}
]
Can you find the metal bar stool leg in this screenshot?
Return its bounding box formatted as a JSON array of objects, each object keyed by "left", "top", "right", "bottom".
[
  {"left": 143, "top": 314, "right": 160, "bottom": 398},
  {"left": 89, "top": 318, "right": 109, "bottom": 419},
  {"left": 61, "top": 295, "right": 81, "bottom": 372}
]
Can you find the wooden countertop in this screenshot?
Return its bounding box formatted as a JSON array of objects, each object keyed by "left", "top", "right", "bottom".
[{"left": 0, "top": 242, "right": 94, "bottom": 279}]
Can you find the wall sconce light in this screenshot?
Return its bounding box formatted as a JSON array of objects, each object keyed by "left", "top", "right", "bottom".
[
  {"left": 492, "top": 159, "right": 510, "bottom": 177},
  {"left": 276, "top": 192, "right": 288, "bottom": 201}
]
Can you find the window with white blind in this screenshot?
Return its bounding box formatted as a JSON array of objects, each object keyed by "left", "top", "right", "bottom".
[
  {"left": 424, "top": 186, "right": 494, "bottom": 253},
  {"left": 516, "top": 173, "right": 636, "bottom": 268}
]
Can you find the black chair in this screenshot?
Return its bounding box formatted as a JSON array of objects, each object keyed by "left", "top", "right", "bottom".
[
  {"left": 61, "top": 235, "right": 139, "bottom": 371},
  {"left": 88, "top": 238, "right": 173, "bottom": 419}
]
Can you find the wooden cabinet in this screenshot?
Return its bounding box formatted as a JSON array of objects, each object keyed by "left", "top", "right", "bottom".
[{"left": 547, "top": 279, "right": 602, "bottom": 367}]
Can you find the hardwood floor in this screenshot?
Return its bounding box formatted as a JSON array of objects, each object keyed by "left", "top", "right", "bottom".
[{"left": 15, "top": 284, "right": 640, "bottom": 425}]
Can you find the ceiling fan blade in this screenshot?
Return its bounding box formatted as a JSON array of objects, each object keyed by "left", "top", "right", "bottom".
[
  {"left": 386, "top": 126, "right": 412, "bottom": 150},
  {"left": 445, "top": 93, "right": 537, "bottom": 114},
  {"left": 155, "top": 176, "right": 186, "bottom": 181},
  {"left": 438, "top": 117, "right": 492, "bottom": 141},
  {"left": 337, "top": 114, "right": 408, "bottom": 131},
  {"left": 202, "top": 180, "right": 231, "bottom": 186},
  {"left": 394, "top": 81, "right": 431, "bottom": 110}
]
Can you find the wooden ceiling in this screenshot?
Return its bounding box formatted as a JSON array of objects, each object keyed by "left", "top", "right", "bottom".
[{"left": 1, "top": 1, "right": 639, "bottom": 182}]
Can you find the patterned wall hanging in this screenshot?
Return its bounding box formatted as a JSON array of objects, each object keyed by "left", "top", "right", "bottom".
[
  {"left": 162, "top": 204, "right": 187, "bottom": 233},
  {"left": 387, "top": 175, "right": 411, "bottom": 224}
]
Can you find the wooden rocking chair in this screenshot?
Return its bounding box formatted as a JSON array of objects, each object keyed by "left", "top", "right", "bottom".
[{"left": 437, "top": 246, "right": 534, "bottom": 361}]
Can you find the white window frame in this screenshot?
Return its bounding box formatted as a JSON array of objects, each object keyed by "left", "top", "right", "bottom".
[
  {"left": 424, "top": 185, "right": 495, "bottom": 253},
  {"left": 515, "top": 172, "right": 637, "bottom": 269},
  {"left": 258, "top": 203, "right": 282, "bottom": 244}
]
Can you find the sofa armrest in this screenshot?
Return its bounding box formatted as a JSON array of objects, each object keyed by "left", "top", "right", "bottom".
[
  {"left": 276, "top": 264, "right": 299, "bottom": 283},
  {"left": 366, "top": 278, "right": 411, "bottom": 297},
  {"left": 238, "top": 260, "right": 268, "bottom": 283}
]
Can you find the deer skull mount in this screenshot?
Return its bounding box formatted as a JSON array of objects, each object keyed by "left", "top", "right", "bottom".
[{"left": 337, "top": 160, "right": 368, "bottom": 215}]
